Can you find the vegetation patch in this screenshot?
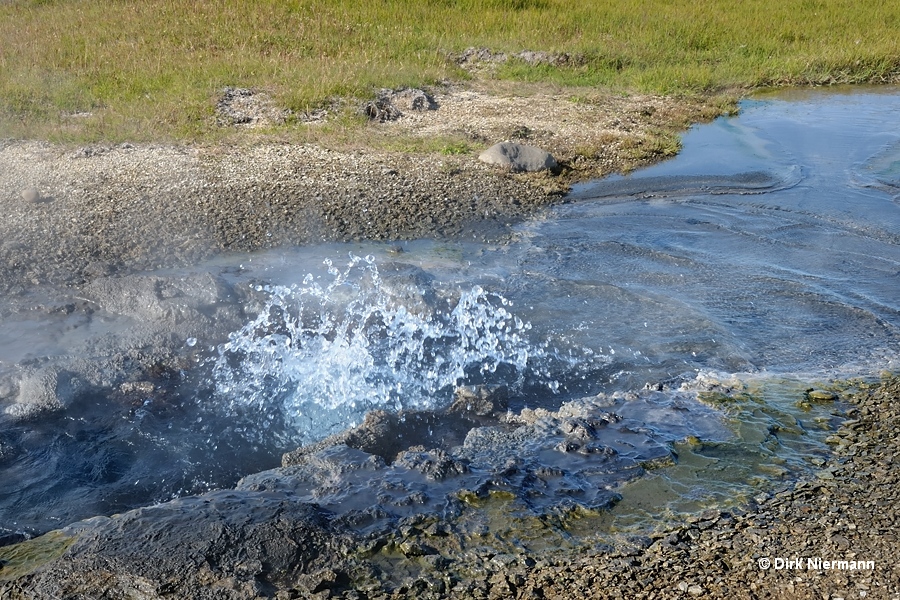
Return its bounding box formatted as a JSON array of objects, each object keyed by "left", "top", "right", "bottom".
[
  {"left": 0, "top": 531, "right": 74, "bottom": 581},
  {"left": 1, "top": 0, "right": 897, "bottom": 143}
]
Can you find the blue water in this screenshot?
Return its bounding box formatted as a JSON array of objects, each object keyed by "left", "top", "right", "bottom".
[{"left": 0, "top": 86, "right": 898, "bottom": 539}]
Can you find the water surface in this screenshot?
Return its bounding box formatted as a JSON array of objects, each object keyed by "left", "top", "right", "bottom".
[{"left": 0, "top": 87, "right": 898, "bottom": 540}]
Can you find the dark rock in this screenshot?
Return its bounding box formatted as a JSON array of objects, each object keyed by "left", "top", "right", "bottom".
[
  {"left": 394, "top": 448, "right": 469, "bottom": 481},
  {"left": 5, "top": 491, "right": 353, "bottom": 599}
]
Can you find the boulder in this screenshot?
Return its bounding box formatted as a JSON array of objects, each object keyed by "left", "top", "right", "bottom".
[
  {"left": 478, "top": 142, "right": 557, "bottom": 172},
  {"left": 3, "top": 367, "right": 79, "bottom": 420}
]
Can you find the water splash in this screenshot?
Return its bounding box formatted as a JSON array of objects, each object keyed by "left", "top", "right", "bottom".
[{"left": 211, "top": 255, "right": 547, "bottom": 443}]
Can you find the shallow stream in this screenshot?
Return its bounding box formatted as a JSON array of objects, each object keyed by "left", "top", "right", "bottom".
[{"left": 1, "top": 87, "right": 898, "bottom": 543}]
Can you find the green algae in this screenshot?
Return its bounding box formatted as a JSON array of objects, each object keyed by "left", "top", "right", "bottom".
[{"left": 0, "top": 531, "right": 74, "bottom": 581}]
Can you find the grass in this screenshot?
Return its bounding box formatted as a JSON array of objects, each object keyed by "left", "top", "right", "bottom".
[{"left": 0, "top": 0, "right": 898, "bottom": 142}]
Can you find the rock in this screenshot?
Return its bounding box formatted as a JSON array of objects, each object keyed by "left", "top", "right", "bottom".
[
  {"left": 398, "top": 540, "right": 433, "bottom": 557},
  {"left": 449, "top": 384, "right": 508, "bottom": 417},
  {"left": 478, "top": 142, "right": 557, "bottom": 173},
  {"left": 363, "top": 95, "right": 402, "bottom": 122},
  {"left": 361, "top": 88, "right": 436, "bottom": 122},
  {"left": 20, "top": 187, "right": 40, "bottom": 203},
  {"left": 388, "top": 88, "right": 436, "bottom": 112},
  {"left": 807, "top": 389, "right": 837, "bottom": 401},
  {"left": 394, "top": 448, "right": 470, "bottom": 481},
  {"left": 4, "top": 367, "right": 79, "bottom": 420},
  {"left": 0, "top": 528, "right": 28, "bottom": 547},
  {"left": 830, "top": 534, "right": 851, "bottom": 550},
  {"left": 3, "top": 491, "right": 354, "bottom": 599}
]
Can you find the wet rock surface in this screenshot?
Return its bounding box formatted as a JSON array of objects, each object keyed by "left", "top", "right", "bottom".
[
  {"left": 1, "top": 493, "right": 356, "bottom": 600},
  {"left": 245, "top": 390, "right": 699, "bottom": 530},
  {"left": 2, "top": 376, "right": 898, "bottom": 598}
]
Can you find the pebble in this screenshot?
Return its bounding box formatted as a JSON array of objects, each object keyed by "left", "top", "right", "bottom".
[
  {"left": 20, "top": 187, "right": 40, "bottom": 202},
  {"left": 807, "top": 389, "right": 838, "bottom": 401}
]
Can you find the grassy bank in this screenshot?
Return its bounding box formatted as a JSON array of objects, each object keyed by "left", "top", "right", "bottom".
[{"left": 1, "top": 0, "right": 898, "bottom": 142}]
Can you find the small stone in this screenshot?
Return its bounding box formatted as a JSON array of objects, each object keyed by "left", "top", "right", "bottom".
[
  {"left": 399, "top": 540, "right": 432, "bottom": 557},
  {"left": 21, "top": 187, "right": 40, "bottom": 202},
  {"left": 807, "top": 389, "right": 837, "bottom": 401},
  {"left": 478, "top": 142, "right": 557, "bottom": 173},
  {"left": 830, "top": 534, "right": 851, "bottom": 550}
]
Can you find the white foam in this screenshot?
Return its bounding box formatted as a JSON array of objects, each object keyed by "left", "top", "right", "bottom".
[{"left": 211, "top": 255, "right": 548, "bottom": 442}]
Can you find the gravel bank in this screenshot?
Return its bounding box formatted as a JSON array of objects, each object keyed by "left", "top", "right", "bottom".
[{"left": 0, "top": 84, "right": 725, "bottom": 292}]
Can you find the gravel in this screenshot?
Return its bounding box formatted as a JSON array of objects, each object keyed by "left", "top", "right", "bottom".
[{"left": 0, "top": 85, "right": 722, "bottom": 293}]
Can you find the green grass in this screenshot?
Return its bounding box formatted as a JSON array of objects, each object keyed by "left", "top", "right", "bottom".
[{"left": 1, "top": 0, "right": 898, "bottom": 141}]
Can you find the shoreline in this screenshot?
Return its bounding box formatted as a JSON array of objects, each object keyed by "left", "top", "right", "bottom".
[
  {"left": 1, "top": 375, "right": 897, "bottom": 598},
  {"left": 0, "top": 83, "right": 728, "bottom": 292}
]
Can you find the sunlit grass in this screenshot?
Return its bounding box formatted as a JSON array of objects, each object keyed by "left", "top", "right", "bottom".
[{"left": 0, "top": 0, "right": 897, "bottom": 141}]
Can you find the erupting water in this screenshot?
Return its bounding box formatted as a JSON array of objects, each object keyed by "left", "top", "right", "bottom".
[{"left": 211, "top": 254, "right": 549, "bottom": 444}]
